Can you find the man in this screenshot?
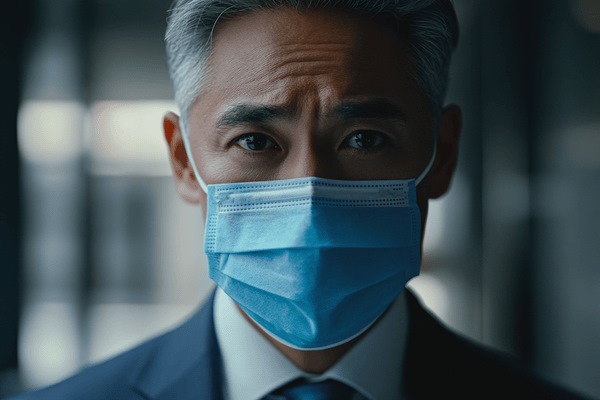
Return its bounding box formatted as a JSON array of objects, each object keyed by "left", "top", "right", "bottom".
[{"left": 8, "top": 0, "right": 592, "bottom": 399}]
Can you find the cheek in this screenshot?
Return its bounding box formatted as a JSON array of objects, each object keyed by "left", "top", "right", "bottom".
[{"left": 198, "top": 154, "right": 246, "bottom": 184}]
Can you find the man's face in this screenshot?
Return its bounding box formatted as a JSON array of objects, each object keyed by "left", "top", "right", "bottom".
[{"left": 165, "top": 7, "right": 461, "bottom": 229}]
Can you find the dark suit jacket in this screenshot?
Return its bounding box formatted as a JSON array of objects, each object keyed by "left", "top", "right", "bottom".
[{"left": 6, "top": 290, "right": 592, "bottom": 399}]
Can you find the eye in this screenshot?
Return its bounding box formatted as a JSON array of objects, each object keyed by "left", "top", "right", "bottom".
[
  {"left": 234, "top": 133, "right": 279, "bottom": 151},
  {"left": 343, "top": 130, "right": 387, "bottom": 149}
]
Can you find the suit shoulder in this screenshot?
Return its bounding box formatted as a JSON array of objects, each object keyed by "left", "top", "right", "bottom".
[
  {"left": 404, "top": 290, "right": 592, "bottom": 399},
  {"left": 7, "top": 332, "right": 166, "bottom": 400},
  {"left": 6, "top": 297, "right": 216, "bottom": 400}
]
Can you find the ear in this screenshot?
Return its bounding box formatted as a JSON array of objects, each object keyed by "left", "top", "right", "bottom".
[
  {"left": 163, "top": 112, "right": 202, "bottom": 204},
  {"left": 428, "top": 104, "right": 462, "bottom": 199}
]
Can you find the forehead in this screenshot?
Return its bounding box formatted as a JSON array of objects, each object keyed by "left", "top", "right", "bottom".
[{"left": 193, "top": 7, "right": 428, "bottom": 122}]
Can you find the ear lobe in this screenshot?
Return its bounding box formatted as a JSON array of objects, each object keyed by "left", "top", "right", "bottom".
[
  {"left": 428, "top": 104, "right": 462, "bottom": 199},
  {"left": 163, "top": 112, "right": 203, "bottom": 204}
]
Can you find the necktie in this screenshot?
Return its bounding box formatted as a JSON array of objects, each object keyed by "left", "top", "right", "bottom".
[{"left": 265, "top": 378, "right": 359, "bottom": 400}]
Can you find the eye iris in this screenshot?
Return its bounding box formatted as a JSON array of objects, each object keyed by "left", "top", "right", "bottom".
[
  {"left": 353, "top": 131, "right": 379, "bottom": 148},
  {"left": 244, "top": 134, "right": 267, "bottom": 150}
]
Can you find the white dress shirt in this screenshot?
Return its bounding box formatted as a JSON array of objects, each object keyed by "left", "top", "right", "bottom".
[{"left": 213, "top": 287, "right": 409, "bottom": 400}]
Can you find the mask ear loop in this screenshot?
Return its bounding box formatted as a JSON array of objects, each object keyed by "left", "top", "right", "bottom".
[
  {"left": 180, "top": 124, "right": 209, "bottom": 193},
  {"left": 415, "top": 139, "right": 438, "bottom": 186}
]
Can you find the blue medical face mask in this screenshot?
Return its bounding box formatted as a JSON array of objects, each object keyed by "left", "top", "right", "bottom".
[{"left": 181, "top": 127, "right": 435, "bottom": 350}]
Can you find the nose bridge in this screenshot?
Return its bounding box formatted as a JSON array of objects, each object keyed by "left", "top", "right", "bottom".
[
  {"left": 287, "top": 138, "right": 327, "bottom": 179},
  {"left": 284, "top": 132, "right": 338, "bottom": 180},
  {"left": 283, "top": 88, "right": 339, "bottom": 180}
]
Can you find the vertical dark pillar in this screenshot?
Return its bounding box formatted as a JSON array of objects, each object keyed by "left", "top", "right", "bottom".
[
  {"left": 510, "top": 0, "right": 546, "bottom": 366},
  {"left": 0, "top": 0, "right": 30, "bottom": 374},
  {"left": 480, "top": 0, "right": 545, "bottom": 363}
]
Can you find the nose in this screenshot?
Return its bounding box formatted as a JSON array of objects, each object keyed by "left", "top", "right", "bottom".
[{"left": 282, "top": 144, "right": 339, "bottom": 180}]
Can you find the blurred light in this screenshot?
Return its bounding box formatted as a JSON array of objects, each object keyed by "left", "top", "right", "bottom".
[
  {"left": 90, "top": 100, "right": 178, "bottom": 176},
  {"left": 408, "top": 272, "right": 451, "bottom": 321},
  {"left": 18, "top": 101, "right": 84, "bottom": 163},
  {"left": 19, "top": 302, "right": 81, "bottom": 390},
  {"left": 564, "top": 123, "right": 600, "bottom": 169},
  {"left": 423, "top": 199, "right": 445, "bottom": 254},
  {"left": 423, "top": 173, "right": 471, "bottom": 256},
  {"left": 87, "top": 303, "right": 195, "bottom": 364},
  {"left": 487, "top": 171, "right": 530, "bottom": 223},
  {"left": 572, "top": 0, "right": 600, "bottom": 33}
]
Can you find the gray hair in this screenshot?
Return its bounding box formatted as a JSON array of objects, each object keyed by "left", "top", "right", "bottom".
[{"left": 165, "top": 0, "right": 459, "bottom": 125}]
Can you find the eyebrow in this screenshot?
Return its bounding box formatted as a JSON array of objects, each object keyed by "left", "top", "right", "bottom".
[
  {"left": 331, "top": 99, "right": 407, "bottom": 122},
  {"left": 216, "top": 103, "right": 291, "bottom": 127},
  {"left": 215, "top": 98, "right": 407, "bottom": 127}
]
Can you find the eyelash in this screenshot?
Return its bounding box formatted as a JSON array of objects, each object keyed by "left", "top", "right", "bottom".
[
  {"left": 340, "top": 130, "right": 389, "bottom": 151},
  {"left": 230, "top": 130, "right": 391, "bottom": 153},
  {"left": 231, "top": 133, "right": 280, "bottom": 151}
]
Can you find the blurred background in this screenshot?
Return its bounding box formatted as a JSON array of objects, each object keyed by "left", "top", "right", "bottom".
[{"left": 1, "top": 0, "right": 599, "bottom": 397}]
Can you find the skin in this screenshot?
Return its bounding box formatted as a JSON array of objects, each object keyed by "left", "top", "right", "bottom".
[{"left": 164, "top": 7, "right": 461, "bottom": 373}]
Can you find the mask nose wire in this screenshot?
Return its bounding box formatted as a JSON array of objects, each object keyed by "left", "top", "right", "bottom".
[
  {"left": 181, "top": 124, "right": 209, "bottom": 193},
  {"left": 181, "top": 123, "right": 436, "bottom": 191}
]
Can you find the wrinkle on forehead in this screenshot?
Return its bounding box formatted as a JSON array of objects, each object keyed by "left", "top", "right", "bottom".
[
  {"left": 196, "top": 6, "right": 427, "bottom": 127},
  {"left": 206, "top": 7, "right": 399, "bottom": 79},
  {"left": 207, "top": 23, "right": 358, "bottom": 110},
  {"left": 268, "top": 42, "right": 354, "bottom": 80}
]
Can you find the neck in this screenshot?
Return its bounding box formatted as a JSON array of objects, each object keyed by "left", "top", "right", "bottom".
[{"left": 236, "top": 305, "right": 361, "bottom": 374}]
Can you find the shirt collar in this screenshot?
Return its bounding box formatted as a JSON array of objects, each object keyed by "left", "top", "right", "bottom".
[{"left": 214, "top": 287, "right": 409, "bottom": 400}]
